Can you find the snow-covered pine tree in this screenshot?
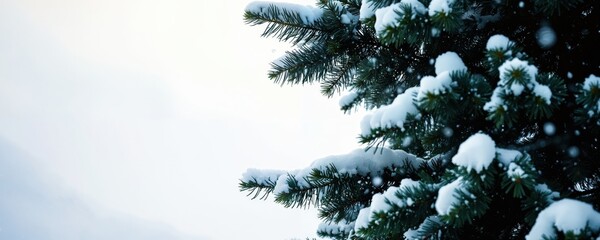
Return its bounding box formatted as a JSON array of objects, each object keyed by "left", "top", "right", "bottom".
[{"left": 239, "top": 0, "right": 600, "bottom": 239}]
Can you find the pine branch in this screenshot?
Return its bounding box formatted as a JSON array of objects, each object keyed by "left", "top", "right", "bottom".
[
  {"left": 269, "top": 43, "right": 335, "bottom": 85},
  {"left": 244, "top": 3, "right": 328, "bottom": 45},
  {"left": 239, "top": 178, "right": 278, "bottom": 200}
]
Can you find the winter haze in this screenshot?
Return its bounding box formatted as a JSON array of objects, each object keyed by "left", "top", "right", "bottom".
[{"left": 0, "top": 0, "right": 361, "bottom": 239}]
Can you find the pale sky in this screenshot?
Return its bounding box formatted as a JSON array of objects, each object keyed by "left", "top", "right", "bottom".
[{"left": 0, "top": 0, "right": 363, "bottom": 239}]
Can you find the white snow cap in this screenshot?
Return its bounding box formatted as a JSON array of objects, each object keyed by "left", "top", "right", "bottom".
[
  {"left": 583, "top": 74, "right": 600, "bottom": 91},
  {"left": 483, "top": 88, "right": 507, "bottom": 112},
  {"left": 374, "top": 0, "right": 426, "bottom": 35},
  {"left": 272, "top": 147, "right": 423, "bottom": 194},
  {"left": 434, "top": 51, "right": 467, "bottom": 75},
  {"left": 485, "top": 53, "right": 553, "bottom": 111},
  {"left": 526, "top": 199, "right": 600, "bottom": 240},
  {"left": 339, "top": 92, "right": 359, "bottom": 108},
  {"left": 245, "top": 1, "right": 324, "bottom": 24},
  {"left": 355, "top": 179, "right": 420, "bottom": 232},
  {"left": 318, "top": 220, "right": 354, "bottom": 236},
  {"left": 359, "top": 0, "right": 377, "bottom": 19},
  {"left": 496, "top": 148, "right": 523, "bottom": 166},
  {"left": 498, "top": 58, "right": 538, "bottom": 83},
  {"left": 428, "top": 0, "right": 455, "bottom": 16},
  {"left": 241, "top": 168, "right": 286, "bottom": 185},
  {"left": 486, "top": 34, "right": 513, "bottom": 50},
  {"left": 361, "top": 87, "right": 419, "bottom": 135},
  {"left": 417, "top": 72, "right": 453, "bottom": 100},
  {"left": 435, "top": 177, "right": 465, "bottom": 215},
  {"left": 354, "top": 207, "right": 371, "bottom": 231},
  {"left": 533, "top": 84, "right": 552, "bottom": 104},
  {"left": 452, "top": 133, "right": 496, "bottom": 173}
]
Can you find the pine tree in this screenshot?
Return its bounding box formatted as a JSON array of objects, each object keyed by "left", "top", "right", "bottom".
[{"left": 239, "top": 0, "right": 600, "bottom": 239}]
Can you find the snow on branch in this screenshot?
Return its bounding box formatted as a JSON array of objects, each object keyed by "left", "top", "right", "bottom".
[
  {"left": 245, "top": 1, "right": 324, "bottom": 24},
  {"left": 526, "top": 199, "right": 600, "bottom": 240},
  {"left": 273, "top": 148, "right": 424, "bottom": 194},
  {"left": 451, "top": 133, "right": 496, "bottom": 173},
  {"left": 354, "top": 178, "right": 421, "bottom": 231},
  {"left": 374, "top": 0, "right": 427, "bottom": 35},
  {"left": 360, "top": 87, "right": 420, "bottom": 136}
]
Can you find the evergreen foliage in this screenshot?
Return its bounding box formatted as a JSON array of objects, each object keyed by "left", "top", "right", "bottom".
[{"left": 240, "top": 0, "right": 600, "bottom": 239}]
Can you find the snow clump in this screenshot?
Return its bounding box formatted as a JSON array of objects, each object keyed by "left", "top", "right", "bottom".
[
  {"left": 452, "top": 133, "right": 496, "bottom": 173},
  {"left": 361, "top": 87, "right": 419, "bottom": 135},
  {"left": 359, "top": 0, "right": 378, "bottom": 19},
  {"left": 526, "top": 199, "right": 600, "bottom": 240},
  {"left": 374, "top": 0, "right": 427, "bottom": 35},
  {"left": 434, "top": 51, "right": 467, "bottom": 75},
  {"left": 486, "top": 34, "right": 513, "bottom": 50},
  {"left": 355, "top": 179, "right": 421, "bottom": 232},
  {"left": 417, "top": 52, "right": 466, "bottom": 101},
  {"left": 484, "top": 35, "right": 554, "bottom": 112},
  {"left": 428, "top": 0, "right": 455, "bottom": 17},
  {"left": 583, "top": 74, "right": 600, "bottom": 91},
  {"left": 339, "top": 92, "right": 358, "bottom": 108},
  {"left": 435, "top": 177, "right": 467, "bottom": 215}
]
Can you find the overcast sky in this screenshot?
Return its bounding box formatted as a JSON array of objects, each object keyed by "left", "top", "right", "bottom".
[{"left": 0, "top": 0, "right": 363, "bottom": 239}]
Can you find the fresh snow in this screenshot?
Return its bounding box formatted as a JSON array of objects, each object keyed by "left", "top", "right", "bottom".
[
  {"left": 435, "top": 177, "right": 465, "bottom": 215},
  {"left": 374, "top": 0, "right": 427, "bottom": 35},
  {"left": 417, "top": 52, "right": 466, "bottom": 101},
  {"left": 268, "top": 147, "right": 423, "bottom": 194},
  {"left": 526, "top": 199, "right": 600, "bottom": 240},
  {"left": 354, "top": 207, "right": 371, "bottom": 231},
  {"left": 498, "top": 58, "right": 538, "bottom": 83},
  {"left": 417, "top": 73, "right": 452, "bottom": 100},
  {"left": 496, "top": 148, "right": 523, "bottom": 166},
  {"left": 359, "top": 0, "right": 377, "bottom": 19},
  {"left": 506, "top": 162, "right": 526, "bottom": 179},
  {"left": 339, "top": 92, "right": 359, "bottom": 108},
  {"left": 361, "top": 87, "right": 419, "bottom": 135},
  {"left": 428, "top": 0, "right": 455, "bottom": 17},
  {"left": 245, "top": 1, "right": 324, "bottom": 24},
  {"left": 484, "top": 35, "right": 554, "bottom": 112},
  {"left": 317, "top": 220, "right": 354, "bottom": 235},
  {"left": 533, "top": 84, "right": 552, "bottom": 104},
  {"left": 452, "top": 133, "right": 496, "bottom": 173},
  {"left": 583, "top": 74, "right": 600, "bottom": 91},
  {"left": 355, "top": 179, "right": 421, "bottom": 232},
  {"left": 496, "top": 58, "right": 552, "bottom": 103},
  {"left": 404, "top": 229, "right": 419, "bottom": 240},
  {"left": 370, "top": 186, "right": 402, "bottom": 213},
  {"left": 484, "top": 88, "right": 507, "bottom": 112},
  {"left": 486, "top": 34, "right": 513, "bottom": 50},
  {"left": 400, "top": 178, "right": 419, "bottom": 191},
  {"left": 241, "top": 168, "right": 286, "bottom": 185},
  {"left": 434, "top": 51, "right": 467, "bottom": 75}
]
